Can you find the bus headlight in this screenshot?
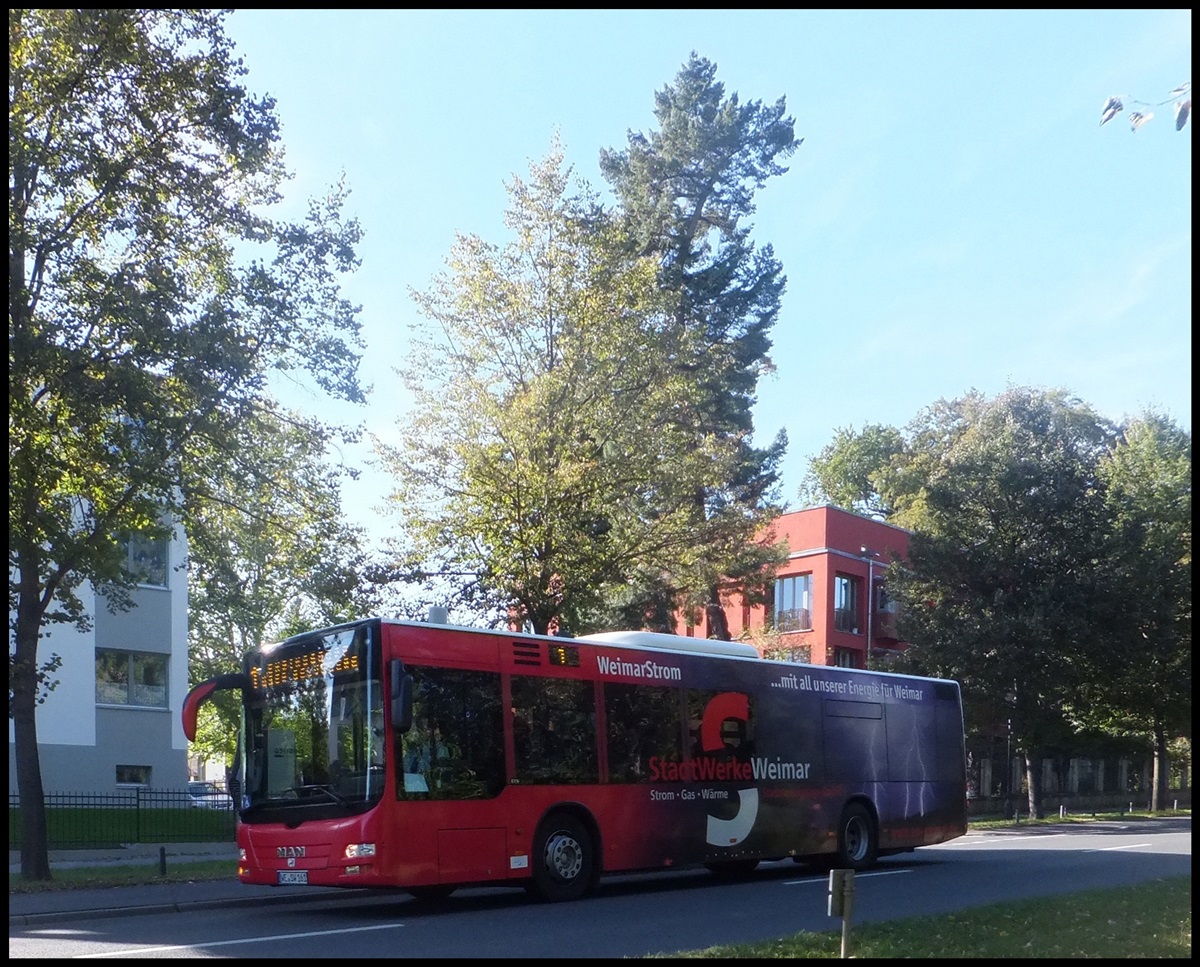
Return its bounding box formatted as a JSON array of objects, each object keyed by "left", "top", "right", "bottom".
[{"left": 344, "top": 843, "right": 376, "bottom": 859}]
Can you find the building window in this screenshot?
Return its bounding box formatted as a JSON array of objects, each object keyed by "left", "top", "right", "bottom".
[
  {"left": 834, "top": 575, "right": 860, "bottom": 633},
  {"left": 834, "top": 648, "right": 858, "bottom": 669},
  {"left": 774, "top": 574, "right": 812, "bottom": 632},
  {"left": 123, "top": 531, "right": 169, "bottom": 588},
  {"left": 96, "top": 649, "right": 169, "bottom": 708},
  {"left": 116, "top": 765, "right": 152, "bottom": 785}
]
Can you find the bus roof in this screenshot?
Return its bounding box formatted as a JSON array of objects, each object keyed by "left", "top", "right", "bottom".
[
  {"left": 576, "top": 630, "right": 761, "bottom": 660},
  {"left": 290, "top": 616, "right": 957, "bottom": 686},
  {"left": 364, "top": 617, "right": 765, "bottom": 662}
]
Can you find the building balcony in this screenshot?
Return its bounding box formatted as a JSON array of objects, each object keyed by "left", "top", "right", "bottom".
[
  {"left": 774, "top": 608, "right": 812, "bottom": 633},
  {"left": 872, "top": 609, "right": 899, "bottom": 639},
  {"left": 834, "top": 608, "right": 859, "bottom": 634}
]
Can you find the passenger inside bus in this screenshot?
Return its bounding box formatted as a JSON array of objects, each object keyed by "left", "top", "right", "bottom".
[
  {"left": 405, "top": 716, "right": 451, "bottom": 790},
  {"left": 371, "top": 710, "right": 385, "bottom": 765}
]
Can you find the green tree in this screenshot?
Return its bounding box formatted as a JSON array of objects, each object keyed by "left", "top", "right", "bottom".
[
  {"left": 798, "top": 423, "right": 906, "bottom": 518},
  {"left": 1082, "top": 412, "right": 1191, "bottom": 809},
  {"left": 887, "top": 387, "right": 1118, "bottom": 818},
  {"left": 185, "top": 403, "right": 380, "bottom": 769},
  {"left": 598, "top": 52, "right": 800, "bottom": 638},
  {"left": 377, "top": 145, "right": 752, "bottom": 634},
  {"left": 9, "top": 9, "right": 364, "bottom": 879}
]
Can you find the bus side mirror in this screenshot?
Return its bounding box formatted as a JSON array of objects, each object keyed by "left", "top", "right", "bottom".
[
  {"left": 390, "top": 660, "right": 413, "bottom": 732},
  {"left": 182, "top": 673, "right": 254, "bottom": 742}
]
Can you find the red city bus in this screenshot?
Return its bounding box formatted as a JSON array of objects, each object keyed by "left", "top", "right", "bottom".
[{"left": 183, "top": 616, "right": 967, "bottom": 902}]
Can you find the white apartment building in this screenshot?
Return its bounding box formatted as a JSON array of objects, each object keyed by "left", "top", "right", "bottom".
[{"left": 7, "top": 522, "right": 190, "bottom": 793}]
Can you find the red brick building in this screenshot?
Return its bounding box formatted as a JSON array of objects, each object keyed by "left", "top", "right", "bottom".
[
  {"left": 670, "top": 505, "right": 1189, "bottom": 810},
  {"left": 676, "top": 504, "right": 911, "bottom": 668}
]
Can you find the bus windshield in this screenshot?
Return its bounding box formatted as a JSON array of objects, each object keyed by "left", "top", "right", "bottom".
[{"left": 241, "top": 622, "right": 384, "bottom": 817}]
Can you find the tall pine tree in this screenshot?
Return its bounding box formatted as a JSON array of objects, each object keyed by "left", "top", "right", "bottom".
[{"left": 598, "top": 53, "right": 801, "bottom": 637}]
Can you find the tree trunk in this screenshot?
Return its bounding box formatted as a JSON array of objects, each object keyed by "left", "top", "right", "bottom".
[
  {"left": 1151, "top": 724, "right": 1168, "bottom": 812},
  {"left": 1023, "top": 752, "right": 1044, "bottom": 820},
  {"left": 704, "top": 585, "right": 731, "bottom": 641},
  {"left": 12, "top": 596, "right": 52, "bottom": 880}
]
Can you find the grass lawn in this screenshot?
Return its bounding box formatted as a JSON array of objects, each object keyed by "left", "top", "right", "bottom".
[
  {"left": 9, "top": 858, "right": 236, "bottom": 893},
  {"left": 647, "top": 875, "right": 1191, "bottom": 958},
  {"left": 8, "top": 805, "right": 235, "bottom": 850}
]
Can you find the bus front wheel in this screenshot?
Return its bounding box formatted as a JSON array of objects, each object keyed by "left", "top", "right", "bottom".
[
  {"left": 529, "top": 812, "right": 595, "bottom": 902},
  {"left": 836, "top": 802, "right": 878, "bottom": 871}
]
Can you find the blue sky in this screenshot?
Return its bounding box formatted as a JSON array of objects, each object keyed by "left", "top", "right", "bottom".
[{"left": 225, "top": 9, "right": 1192, "bottom": 535}]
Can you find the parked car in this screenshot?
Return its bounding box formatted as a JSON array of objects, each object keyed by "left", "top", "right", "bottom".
[{"left": 187, "top": 780, "right": 233, "bottom": 810}]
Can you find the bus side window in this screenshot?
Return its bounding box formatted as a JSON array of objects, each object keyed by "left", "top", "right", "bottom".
[
  {"left": 605, "top": 683, "right": 683, "bottom": 782},
  {"left": 397, "top": 667, "right": 505, "bottom": 800},
  {"left": 512, "top": 675, "right": 598, "bottom": 785}
]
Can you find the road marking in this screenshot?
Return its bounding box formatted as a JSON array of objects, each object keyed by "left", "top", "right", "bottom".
[
  {"left": 1085, "top": 843, "right": 1152, "bottom": 853},
  {"left": 941, "top": 833, "right": 1071, "bottom": 846},
  {"left": 783, "top": 868, "right": 911, "bottom": 886},
  {"left": 74, "top": 923, "right": 405, "bottom": 958}
]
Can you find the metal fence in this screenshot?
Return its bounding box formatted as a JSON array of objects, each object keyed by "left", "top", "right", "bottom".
[
  {"left": 13, "top": 785, "right": 1189, "bottom": 851},
  {"left": 968, "top": 788, "right": 1192, "bottom": 820},
  {"left": 8, "top": 787, "right": 237, "bottom": 850}
]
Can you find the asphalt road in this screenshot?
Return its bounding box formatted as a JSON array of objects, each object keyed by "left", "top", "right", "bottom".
[{"left": 8, "top": 818, "right": 1191, "bottom": 959}]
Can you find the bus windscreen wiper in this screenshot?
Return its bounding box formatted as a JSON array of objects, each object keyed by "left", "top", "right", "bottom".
[{"left": 277, "top": 784, "right": 351, "bottom": 806}]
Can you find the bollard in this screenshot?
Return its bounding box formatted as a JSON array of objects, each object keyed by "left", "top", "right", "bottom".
[
  {"left": 828, "top": 869, "right": 855, "bottom": 958},
  {"left": 1059, "top": 805, "right": 1065, "bottom": 819},
  {"left": 159, "top": 846, "right": 167, "bottom": 876}
]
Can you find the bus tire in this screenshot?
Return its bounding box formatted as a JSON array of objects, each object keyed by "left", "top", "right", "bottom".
[
  {"left": 836, "top": 802, "right": 878, "bottom": 871},
  {"left": 530, "top": 812, "right": 594, "bottom": 902}
]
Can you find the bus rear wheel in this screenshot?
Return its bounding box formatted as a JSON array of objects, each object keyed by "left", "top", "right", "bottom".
[
  {"left": 530, "top": 812, "right": 595, "bottom": 902},
  {"left": 836, "top": 802, "right": 878, "bottom": 871}
]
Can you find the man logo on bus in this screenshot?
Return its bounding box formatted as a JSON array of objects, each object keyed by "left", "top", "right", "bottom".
[{"left": 700, "top": 691, "right": 758, "bottom": 847}]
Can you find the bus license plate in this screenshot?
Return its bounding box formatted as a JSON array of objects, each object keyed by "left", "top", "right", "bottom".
[{"left": 277, "top": 870, "right": 308, "bottom": 885}]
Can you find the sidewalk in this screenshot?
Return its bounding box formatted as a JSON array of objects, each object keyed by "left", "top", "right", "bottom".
[{"left": 9, "top": 843, "right": 370, "bottom": 926}]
